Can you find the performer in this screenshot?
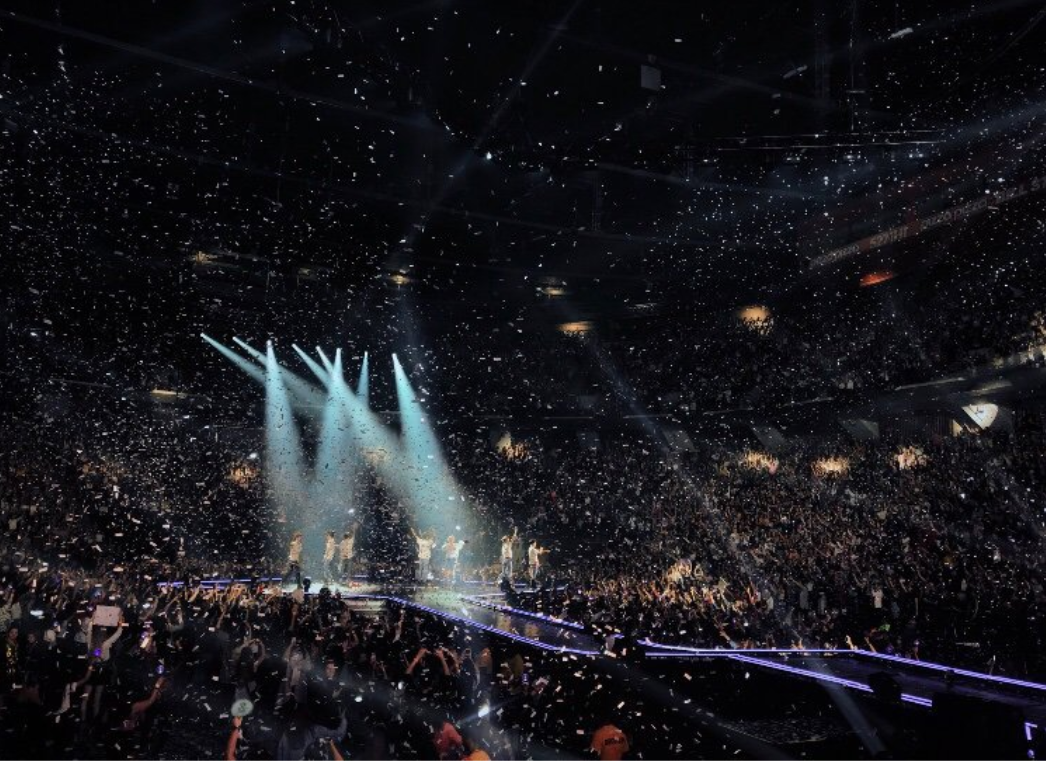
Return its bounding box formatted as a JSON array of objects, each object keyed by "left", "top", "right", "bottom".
[
  {"left": 339, "top": 527, "right": 356, "bottom": 585},
  {"left": 527, "top": 539, "right": 550, "bottom": 581},
  {"left": 443, "top": 535, "right": 464, "bottom": 584},
  {"left": 322, "top": 530, "right": 337, "bottom": 583},
  {"left": 286, "top": 531, "right": 304, "bottom": 586},
  {"left": 500, "top": 527, "right": 518, "bottom": 581},
  {"left": 411, "top": 527, "right": 436, "bottom": 583}
]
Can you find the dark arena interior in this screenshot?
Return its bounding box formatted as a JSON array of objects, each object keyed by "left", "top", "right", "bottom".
[{"left": 1, "top": 2, "right": 1046, "bottom": 760}]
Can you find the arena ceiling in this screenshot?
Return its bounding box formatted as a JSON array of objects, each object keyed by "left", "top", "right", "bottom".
[{"left": 1, "top": 0, "right": 1043, "bottom": 318}]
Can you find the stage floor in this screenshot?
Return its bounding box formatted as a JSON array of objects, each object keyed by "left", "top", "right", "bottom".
[{"left": 275, "top": 580, "right": 605, "bottom": 654}]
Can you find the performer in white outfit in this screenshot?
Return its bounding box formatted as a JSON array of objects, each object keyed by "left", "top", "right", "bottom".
[
  {"left": 443, "top": 535, "right": 464, "bottom": 583},
  {"left": 411, "top": 528, "right": 436, "bottom": 583},
  {"left": 322, "top": 530, "right": 337, "bottom": 583},
  {"left": 339, "top": 528, "right": 356, "bottom": 584},
  {"left": 286, "top": 531, "right": 304, "bottom": 586},
  {"left": 500, "top": 526, "right": 518, "bottom": 581},
  {"left": 527, "top": 540, "right": 549, "bottom": 581}
]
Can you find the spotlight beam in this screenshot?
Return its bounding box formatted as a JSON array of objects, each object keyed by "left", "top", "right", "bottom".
[
  {"left": 293, "top": 344, "right": 330, "bottom": 386},
  {"left": 201, "top": 334, "right": 265, "bottom": 384},
  {"left": 312, "top": 349, "right": 354, "bottom": 539},
  {"left": 208, "top": 334, "right": 426, "bottom": 522},
  {"left": 232, "top": 336, "right": 266, "bottom": 363},
  {"left": 316, "top": 347, "right": 334, "bottom": 373},
  {"left": 233, "top": 338, "right": 326, "bottom": 409},
  {"left": 391, "top": 354, "right": 469, "bottom": 537},
  {"left": 264, "top": 344, "right": 308, "bottom": 544},
  {"left": 357, "top": 351, "right": 369, "bottom": 404}
]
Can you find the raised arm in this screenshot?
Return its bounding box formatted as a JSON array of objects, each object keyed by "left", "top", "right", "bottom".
[
  {"left": 406, "top": 647, "right": 428, "bottom": 675},
  {"left": 433, "top": 648, "right": 451, "bottom": 676},
  {"left": 329, "top": 740, "right": 344, "bottom": 762},
  {"left": 282, "top": 636, "right": 298, "bottom": 662},
  {"left": 101, "top": 621, "right": 126, "bottom": 657},
  {"left": 225, "top": 717, "right": 242, "bottom": 761}
]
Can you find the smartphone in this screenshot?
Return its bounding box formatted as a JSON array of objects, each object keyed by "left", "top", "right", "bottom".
[{"left": 156, "top": 664, "right": 165, "bottom": 675}]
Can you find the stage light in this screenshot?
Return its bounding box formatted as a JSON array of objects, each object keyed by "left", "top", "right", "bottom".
[
  {"left": 741, "top": 451, "right": 778, "bottom": 473},
  {"left": 962, "top": 403, "right": 999, "bottom": 430},
  {"left": 233, "top": 337, "right": 265, "bottom": 363},
  {"left": 293, "top": 344, "right": 329, "bottom": 386},
  {"left": 391, "top": 354, "right": 471, "bottom": 539},
  {"left": 264, "top": 344, "right": 308, "bottom": 554},
  {"left": 312, "top": 348, "right": 355, "bottom": 535},
  {"left": 201, "top": 334, "right": 265, "bottom": 384},
  {"left": 357, "top": 351, "right": 369, "bottom": 403},
  {"left": 149, "top": 389, "right": 187, "bottom": 401},
  {"left": 210, "top": 331, "right": 442, "bottom": 555},
  {"left": 896, "top": 446, "right": 927, "bottom": 470},
  {"left": 737, "top": 305, "right": 772, "bottom": 329},
  {"left": 860, "top": 270, "right": 895, "bottom": 287},
  {"left": 316, "top": 347, "right": 334, "bottom": 373},
  {"left": 813, "top": 457, "right": 850, "bottom": 476},
  {"left": 557, "top": 321, "right": 592, "bottom": 335}
]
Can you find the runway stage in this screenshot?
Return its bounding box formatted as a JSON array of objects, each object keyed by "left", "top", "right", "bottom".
[{"left": 278, "top": 580, "right": 606, "bottom": 655}]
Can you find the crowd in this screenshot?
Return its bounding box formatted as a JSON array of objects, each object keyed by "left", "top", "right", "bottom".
[
  {"left": 0, "top": 555, "right": 655, "bottom": 760},
  {"left": 3, "top": 207, "right": 1046, "bottom": 759},
  {"left": 607, "top": 269, "right": 1046, "bottom": 413},
  {"left": 5, "top": 397, "right": 1046, "bottom": 759},
  {"left": 5, "top": 386, "right": 1046, "bottom": 688},
  {"left": 453, "top": 420, "right": 1046, "bottom": 679}
]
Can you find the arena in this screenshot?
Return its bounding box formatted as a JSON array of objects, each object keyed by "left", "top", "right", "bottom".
[{"left": 1, "top": 2, "right": 1045, "bottom": 760}]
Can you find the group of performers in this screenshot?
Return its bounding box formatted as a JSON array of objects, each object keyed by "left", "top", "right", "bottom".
[
  {"left": 284, "top": 524, "right": 550, "bottom": 587},
  {"left": 498, "top": 527, "right": 550, "bottom": 581},
  {"left": 408, "top": 528, "right": 467, "bottom": 583},
  {"left": 285, "top": 526, "right": 356, "bottom": 587},
  {"left": 413, "top": 526, "right": 550, "bottom": 584}
]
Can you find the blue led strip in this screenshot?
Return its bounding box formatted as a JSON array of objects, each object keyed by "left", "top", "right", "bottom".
[
  {"left": 646, "top": 651, "right": 931, "bottom": 708},
  {"left": 458, "top": 594, "right": 586, "bottom": 631},
  {"left": 639, "top": 642, "right": 1046, "bottom": 693},
  {"left": 726, "top": 653, "right": 934, "bottom": 708}
]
